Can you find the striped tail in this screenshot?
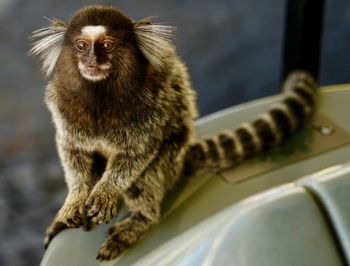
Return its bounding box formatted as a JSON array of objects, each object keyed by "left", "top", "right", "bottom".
[{"left": 183, "top": 70, "right": 318, "bottom": 176}]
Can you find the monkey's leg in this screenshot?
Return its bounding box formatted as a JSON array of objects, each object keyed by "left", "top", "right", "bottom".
[
  {"left": 96, "top": 166, "right": 165, "bottom": 261},
  {"left": 85, "top": 153, "right": 155, "bottom": 225},
  {"left": 45, "top": 143, "right": 95, "bottom": 248},
  {"left": 96, "top": 134, "right": 187, "bottom": 261}
]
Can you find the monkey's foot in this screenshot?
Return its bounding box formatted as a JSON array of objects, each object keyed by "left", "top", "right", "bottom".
[
  {"left": 96, "top": 213, "right": 154, "bottom": 261},
  {"left": 85, "top": 190, "right": 118, "bottom": 224},
  {"left": 96, "top": 230, "right": 131, "bottom": 261},
  {"left": 44, "top": 220, "right": 68, "bottom": 249}
]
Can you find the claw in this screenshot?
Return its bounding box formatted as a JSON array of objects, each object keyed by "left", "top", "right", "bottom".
[
  {"left": 84, "top": 192, "right": 118, "bottom": 225},
  {"left": 44, "top": 221, "right": 68, "bottom": 249}
]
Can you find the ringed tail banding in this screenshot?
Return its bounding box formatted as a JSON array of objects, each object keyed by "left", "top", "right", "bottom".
[{"left": 184, "top": 70, "right": 318, "bottom": 176}]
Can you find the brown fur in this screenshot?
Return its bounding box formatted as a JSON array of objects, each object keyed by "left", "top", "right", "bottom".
[{"left": 30, "top": 5, "right": 318, "bottom": 261}]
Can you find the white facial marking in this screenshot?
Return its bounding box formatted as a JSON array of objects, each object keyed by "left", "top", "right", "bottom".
[
  {"left": 79, "top": 25, "right": 110, "bottom": 82},
  {"left": 81, "top": 25, "right": 106, "bottom": 39}
]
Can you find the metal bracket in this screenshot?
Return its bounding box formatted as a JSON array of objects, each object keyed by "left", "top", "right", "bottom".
[{"left": 221, "top": 113, "right": 350, "bottom": 183}]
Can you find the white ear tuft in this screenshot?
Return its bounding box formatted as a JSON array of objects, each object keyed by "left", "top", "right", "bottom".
[
  {"left": 134, "top": 17, "right": 176, "bottom": 69},
  {"left": 29, "top": 18, "right": 66, "bottom": 76}
]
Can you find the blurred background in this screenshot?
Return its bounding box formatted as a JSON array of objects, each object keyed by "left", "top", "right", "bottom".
[{"left": 0, "top": 0, "right": 349, "bottom": 265}]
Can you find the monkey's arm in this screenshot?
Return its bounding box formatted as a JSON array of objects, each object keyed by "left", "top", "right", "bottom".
[
  {"left": 44, "top": 139, "right": 95, "bottom": 247},
  {"left": 97, "top": 129, "right": 189, "bottom": 261},
  {"left": 57, "top": 140, "right": 95, "bottom": 217},
  {"left": 85, "top": 151, "right": 155, "bottom": 224},
  {"left": 53, "top": 141, "right": 94, "bottom": 225}
]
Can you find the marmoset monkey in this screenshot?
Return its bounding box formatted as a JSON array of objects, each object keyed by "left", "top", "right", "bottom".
[{"left": 30, "top": 5, "right": 318, "bottom": 261}]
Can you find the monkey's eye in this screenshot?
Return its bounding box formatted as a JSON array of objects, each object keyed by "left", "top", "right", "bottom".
[
  {"left": 101, "top": 40, "right": 114, "bottom": 51},
  {"left": 76, "top": 40, "right": 88, "bottom": 51}
]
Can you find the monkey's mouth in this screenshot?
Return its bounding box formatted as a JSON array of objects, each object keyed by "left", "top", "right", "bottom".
[
  {"left": 86, "top": 66, "right": 104, "bottom": 76},
  {"left": 78, "top": 62, "right": 110, "bottom": 82}
]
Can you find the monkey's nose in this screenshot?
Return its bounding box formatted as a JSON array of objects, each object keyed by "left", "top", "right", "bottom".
[{"left": 83, "top": 55, "right": 98, "bottom": 67}]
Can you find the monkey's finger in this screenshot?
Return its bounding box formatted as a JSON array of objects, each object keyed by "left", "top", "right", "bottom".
[
  {"left": 66, "top": 216, "right": 82, "bottom": 228},
  {"left": 86, "top": 208, "right": 100, "bottom": 219},
  {"left": 44, "top": 221, "right": 68, "bottom": 249},
  {"left": 85, "top": 197, "right": 101, "bottom": 214},
  {"left": 85, "top": 206, "right": 101, "bottom": 226}
]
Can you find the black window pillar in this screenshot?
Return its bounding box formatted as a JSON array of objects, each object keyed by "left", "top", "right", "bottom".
[{"left": 282, "top": 0, "right": 325, "bottom": 81}]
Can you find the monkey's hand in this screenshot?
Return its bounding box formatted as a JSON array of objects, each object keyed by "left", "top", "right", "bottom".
[
  {"left": 57, "top": 192, "right": 88, "bottom": 227},
  {"left": 43, "top": 186, "right": 91, "bottom": 248},
  {"left": 85, "top": 182, "right": 119, "bottom": 225},
  {"left": 44, "top": 193, "right": 87, "bottom": 248}
]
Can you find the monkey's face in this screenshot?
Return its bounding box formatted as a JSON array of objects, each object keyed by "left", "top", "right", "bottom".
[
  {"left": 64, "top": 7, "right": 139, "bottom": 83},
  {"left": 74, "top": 25, "right": 114, "bottom": 82},
  {"left": 30, "top": 5, "right": 174, "bottom": 80}
]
